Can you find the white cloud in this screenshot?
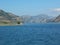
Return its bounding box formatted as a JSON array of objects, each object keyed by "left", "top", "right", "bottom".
[{"left": 53, "top": 8, "right": 60, "bottom": 12}]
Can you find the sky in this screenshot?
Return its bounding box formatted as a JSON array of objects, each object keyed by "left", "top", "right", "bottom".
[{"left": 0, "top": 0, "right": 60, "bottom": 16}]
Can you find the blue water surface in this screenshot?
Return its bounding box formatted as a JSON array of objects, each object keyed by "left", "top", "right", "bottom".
[{"left": 0, "top": 23, "right": 60, "bottom": 45}]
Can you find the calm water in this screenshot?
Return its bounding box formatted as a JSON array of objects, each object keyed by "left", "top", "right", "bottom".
[{"left": 0, "top": 23, "right": 60, "bottom": 45}]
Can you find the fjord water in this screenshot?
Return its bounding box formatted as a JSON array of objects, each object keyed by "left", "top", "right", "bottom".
[{"left": 0, "top": 24, "right": 60, "bottom": 45}]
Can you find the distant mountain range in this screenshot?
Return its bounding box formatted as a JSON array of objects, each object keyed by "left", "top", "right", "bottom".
[
  {"left": 21, "top": 14, "right": 60, "bottom": 23},
  {"left": 20, "top": 14, "right": 53, "bottom": 23},
  {"left": 0, "top": 9, "right": 60, "bottom": 24}
]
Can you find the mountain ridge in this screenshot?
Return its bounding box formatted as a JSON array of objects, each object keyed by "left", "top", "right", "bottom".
[
  {"left": 0, "top": 9, "right": 21, "bottom": 24},
  {"left": 0, "top": 9, "right": 60, "bottom": 24}
]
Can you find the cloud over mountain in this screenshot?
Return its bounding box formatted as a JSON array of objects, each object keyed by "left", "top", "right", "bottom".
[{"left": 53, "top": 8, "right": 60, "bottom": 12}]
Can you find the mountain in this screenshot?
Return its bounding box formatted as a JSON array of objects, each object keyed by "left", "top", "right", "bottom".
[
  {"left": 0, "top": 9, "right": 21, "bottom": 24},
  {"left": 1, "top": 9, "right": 60, "bottom": 24},
  {"left": 21, "top": 14, "right": 53, "bottom": 23},
  {"left": 52, "top": 15, "right": 60, "bottom": 22}
]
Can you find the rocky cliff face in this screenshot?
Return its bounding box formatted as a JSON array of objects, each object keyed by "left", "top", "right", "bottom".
[{"left": 52, "top": 15, "right": 60, "bottom": 22}]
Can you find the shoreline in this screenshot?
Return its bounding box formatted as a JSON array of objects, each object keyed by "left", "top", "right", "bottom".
[
  {"left": 0, "top": 24, "right": 23, "bottom": 26},
  {"left": 0, "top": 23, "right": 60, "bottom": 26}
]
